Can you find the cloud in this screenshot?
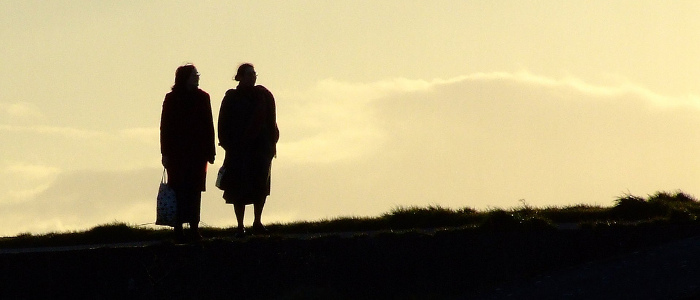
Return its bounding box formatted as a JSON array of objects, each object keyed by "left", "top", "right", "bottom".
[
  {"left": 277, "top": 71, "right": 695, "bottom": 166},
  {"left": 0, "top": 102, "right": 43, "bottom": 121},
  {"left": 0, "top": 124, "right": 105, "bottom": 139},
  {"left": 0, "top": 124, "right": 160, "bottom": 171},
  {"left": 117, "top": 127, "right": 159, "bottom": 144},
  {"left": 276, "top": 71, "right": 700, "bottom": 167},
  {"left": 0, "top": 168, "right": 159, "bottom": 236},
  {"left": 5, "top": 163, "right": 60, "bottom": 179},
  {"left": 270, "top": 72, "right": 700, "bottom": 219},
  {"left": 0, "top": 166, "right": 245, "bottom": 237},
  {"left": 276, "top": 77, "right": 458, "bottom": 164},
  {"left": 460, "top": 71, "right": 700, "bottom": 109},
  {"left": 0, "top": 163, "right": 61, "bottom": 205}
]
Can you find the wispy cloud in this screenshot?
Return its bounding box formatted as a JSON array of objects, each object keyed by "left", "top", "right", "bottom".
[
  {"left": 0, "top": 124, "right": 161, "bottom": 170},
  {"left": 0, "top": 168, "right": 159, "bottom": 235},
  {"left": 0, "top": 102, "right": 43, "bottom": 120},
  {"left": 459, "top": 71, "right": 700, "bottom": 108},
  {"left": 116, "top": 127, "right": 159, "bottom": 145},
  {"left": 4, "top": 163, "right": 60, "bottom": 179},
  {"left": 274, "top": 71, "right": 700, "bottom": 218},
  {"left": 278, "top": 71, "right": 700, "bottom": 165},
  {"left": 0, "top": 163, "right": 61, "bottom": 206},
  {"left": 0, "top": 124, "right": 158, "bottom": 142},
  {"left": 0, "top": 124, "right": 106, "bottom": 139}
]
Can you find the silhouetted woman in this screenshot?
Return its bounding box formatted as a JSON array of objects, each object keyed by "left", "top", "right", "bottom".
[
  {"left": 160, "top": 64, "right": 216, "bottom": 242},
  {"left": 218, "top": 63, "right": 279, "bottom": 237}
]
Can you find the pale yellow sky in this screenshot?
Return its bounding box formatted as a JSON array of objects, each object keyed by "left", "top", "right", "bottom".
[{"left": 2, "top": 1, "right": 700, "bottom": 237}]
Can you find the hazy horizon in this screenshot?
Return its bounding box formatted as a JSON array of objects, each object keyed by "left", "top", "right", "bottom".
[{"left": 3, "top": 1, "right": 700, "bottom": 237}]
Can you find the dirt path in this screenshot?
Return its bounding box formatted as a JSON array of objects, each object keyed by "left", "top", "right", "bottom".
[
  {"left": 0, "top": 241, "right": 163, "bottom": 254},
  {"left": 3, "top": 225, "right": 700, "bottom": 298},
  {"left": 474, "top": 235, "right": 700, "bottom": 299},
  {"left": 0, "top": 228, "right": 427, "bottom": 254}
]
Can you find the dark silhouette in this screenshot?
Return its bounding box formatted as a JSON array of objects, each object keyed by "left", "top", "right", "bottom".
[
  {"left": 160, "top": 64, "right": 216, "bottom": 242},
  {"left": 218, "top": 63, "right": 279, "bottom": 237}
]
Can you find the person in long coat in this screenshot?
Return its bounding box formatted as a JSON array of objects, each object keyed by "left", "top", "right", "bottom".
[
  {"left": 218, "top": 63, "right": 279, "bottom": 236},
  {"left": 160, "top": 64, "right": 216, "bottom": 241}
]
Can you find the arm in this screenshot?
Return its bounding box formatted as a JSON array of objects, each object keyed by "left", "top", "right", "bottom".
[
  {"left": 218, "top": 90, "right": 233, "bottom": 151},
  {"left": 265, "top": 87, "right": 280, "bottom": 145},
  {"left": 256, "top": 85, "right": 280, "bottom": 157},
  {"left": 160, "top": 94, "right": 174, "bottom": 166},
  {"left": 203, "top": 92, "right": 216, "bottom": 163}
]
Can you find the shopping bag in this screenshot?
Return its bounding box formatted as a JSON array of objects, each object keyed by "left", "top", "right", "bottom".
[{"left": 156, "top": 169, "right": 177, "bottom": 226}]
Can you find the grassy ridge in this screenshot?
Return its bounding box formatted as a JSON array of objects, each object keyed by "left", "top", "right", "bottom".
[{"left": 2, "top": 190, "right": 699, "bottom": 249}]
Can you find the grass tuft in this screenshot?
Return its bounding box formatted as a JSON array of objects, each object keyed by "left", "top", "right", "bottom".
[
  {"left": 612, "top": 193, "right": 661, "bottom": 220},
  {"left": 382, "top": 204, "right": 478, "bottom": 229},
  {"left": 479, "top": 209, "right": 556, "bottom": 231}
]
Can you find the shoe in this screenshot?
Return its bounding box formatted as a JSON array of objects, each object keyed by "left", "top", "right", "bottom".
[
  {"left": 252, "top": 223, "right": 269, "bottom": 235},
  {"left": 234, "top": 227, "right": 246, "bottom": 238},
  {"left": 190, "top": 230, "right": 203, "bottom": 242},
  {"left": 174, "top": 228, "right": 186, "bottom": 244}
]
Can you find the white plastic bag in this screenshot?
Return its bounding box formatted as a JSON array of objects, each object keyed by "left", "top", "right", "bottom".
[{"left": 155, "top": 169, "right": 177, "bottom": 226}]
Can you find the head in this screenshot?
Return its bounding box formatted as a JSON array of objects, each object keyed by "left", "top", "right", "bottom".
[
  {"left": 234, "top": 63, "right": 256, "bottom": 86},
  {"left": 172, "top": 64, "right": 199, "bottom": 91}
]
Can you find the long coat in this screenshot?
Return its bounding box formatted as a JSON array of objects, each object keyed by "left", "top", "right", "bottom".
[
  {"left": 160, "top": 88, "right": 216, "bottom": 191},
  {"left": 218, "top": 85, "right": 279, "bottom": 203}
]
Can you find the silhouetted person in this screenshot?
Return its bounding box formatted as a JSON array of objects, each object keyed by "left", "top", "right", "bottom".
[
  {"left": 160, "top": 64, "right": 216, "bottom": 242},
  {"left": 218, "top": 63, "right": 279, "bottom": 237}
]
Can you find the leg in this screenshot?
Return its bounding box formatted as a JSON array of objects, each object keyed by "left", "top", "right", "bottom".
[
  {"left": 189, "top": 192, "right": 202, "bottom": 240},
  {"left": 252, "top": 196, "right": 268, "bottom": 233},
  {"left": 189, "top": 221, "right": 201, "bottom": 240},
  {"left": 233, "top": 203, "right": 246, "bottom": 236},
  {"left": 174, "top": 223, "right": 185, "bottom": 242},
  {"left": 253, "top": 196, "right": 267, "bottom": 227},
  {"left": 173, "top": 188, "right": 186, "bottom": 243}
]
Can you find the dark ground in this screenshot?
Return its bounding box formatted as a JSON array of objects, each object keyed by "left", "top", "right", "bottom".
[{"left": 2, "top": 224, "right": 700, "bottom": 299}]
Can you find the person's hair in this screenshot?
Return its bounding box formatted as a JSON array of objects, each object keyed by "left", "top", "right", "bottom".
[
  {"left": 172, "top": 64, "right": 196, "bottom": 91},
  {"left": 234, "top": 63, "right": 255, "bottom": 81}
]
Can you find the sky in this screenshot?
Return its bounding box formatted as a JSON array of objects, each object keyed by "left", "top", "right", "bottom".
[{"left": 2, "top": 1, "right": 700, "bottom": 237}]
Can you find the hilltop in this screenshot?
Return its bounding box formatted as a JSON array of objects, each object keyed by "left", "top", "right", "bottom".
[{"left": 2, "top": 191, "right": 700, "bottom": 299}]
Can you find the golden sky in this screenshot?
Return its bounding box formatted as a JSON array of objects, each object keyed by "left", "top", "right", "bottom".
[{"left": 2, "top": 1, "right": 700, "bottom": 236}]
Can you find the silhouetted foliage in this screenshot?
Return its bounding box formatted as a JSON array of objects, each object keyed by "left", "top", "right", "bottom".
[
  {"left": 538, "top": 205, "right": 609, "bottom": 223},
  {"left": 382, "top": 204, "right": 479, "bottom": 229},
  {"left": 479, "top": 209, "right": 556, "bottom": 231},
  {"left": 667, "top": 207, "right": 698, "bottom": 223},
  {"left": 648, "top": 191, "right": 697, "bottom": 204},
  {"left": 479, "top": 209, "right": 520, "bottom": 230},
  {"left": 2, "top": 190, "right": 700, "bottom": 249},
  {"left": 611, "top": 191, "right": 700, "bottom": 222},
  {"left": 612, "top": 194, "right": 662, "bottom": 220}
]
